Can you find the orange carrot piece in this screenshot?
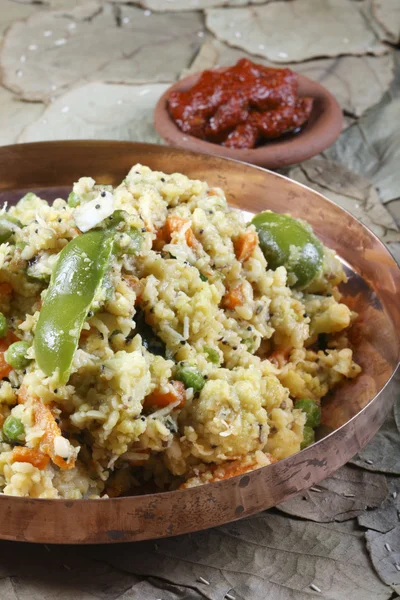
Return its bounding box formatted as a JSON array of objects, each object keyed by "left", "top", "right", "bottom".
[
  {"left": 165, "top": 216, "right": 197, "bottom": 248},
  {"left": 18, "top": 388, "right": 75, "bottom": 470},
  {"left": 211, "top": 453, "right": 276, "bottom": 482},
  {"left": 222, "top": 284, "right": 245, "bottom": 310},
  {"left": 268, "top": 346, "right": 292, "bottom": 368},
  {"left": 11, "top": 446, "right": 50, "bottom": 469},
  {"left": 0, "top": 283, "right": 13, "bottom": 296},
  {"left": 234, "top": 231, "right": 258, "bottom": 262},
  {"left": 143, "top": 380, "right": 186, "bottom": 410},
  {"left": 31, "top": 398, "right": 75, "bottom": 470}
]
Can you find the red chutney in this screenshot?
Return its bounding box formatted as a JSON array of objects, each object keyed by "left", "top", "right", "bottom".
[{"left": 168, "top": 59, "right": 313, "bottom": 150}]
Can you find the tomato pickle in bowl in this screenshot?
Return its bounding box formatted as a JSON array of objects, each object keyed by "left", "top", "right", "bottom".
[{"left": 154, "top": 59, "right": 343, "bottom": 169}]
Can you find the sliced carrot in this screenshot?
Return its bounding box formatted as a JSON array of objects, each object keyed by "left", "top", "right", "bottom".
[
  {"left": 268, "top": 346, "right": 292, "bottom": 368},
  {"left": 143, "top": 380, "right": 185, "bottom": 410},
  {"left": 0, "top": 331, "right": 19, "bottom": 380},
  {"left": 11, "top": 446, "right": 50, "bottom": 470},
  {"left": 222, "top": 284, "right": 245, "bottom": 310},
  {"left": 234, "top": 231, "right": 258, "bottom": 263},
  {"left": 0, "top": 282, "right": 13, "bottom": 296},
  {"left": 123, "top": 274, "right": 144, "bottom": 305},
  {"left": 18, "top": 388, "right": 75, "bottom": 470},
  {"left": 153, "top": 227, "right": 168, "bottom": 251},
  {"left": 165, "top": 216, "right": 198, "bottom": 249}
]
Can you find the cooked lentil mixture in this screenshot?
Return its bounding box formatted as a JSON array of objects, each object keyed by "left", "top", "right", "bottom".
[{"left": 0, "top": 165, "right": 360, "bottom": 498}]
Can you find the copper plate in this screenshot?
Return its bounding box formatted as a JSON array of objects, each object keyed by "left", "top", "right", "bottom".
[
  {"left": 154, "top": 71, "right": 343, "bottom": 169},
  {"left": 0, "top": 141, "right": 398, "bottom": 545}
]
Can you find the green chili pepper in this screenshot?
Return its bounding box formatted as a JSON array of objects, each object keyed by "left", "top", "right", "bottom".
[
  {"left": 0, "top": 313, "right": 7, "bottom": 338},
  {"left": 0, "top": 214, "right": 22, "bottom": 244},
  {"left": 295, "top": 398, "right": 321, "bottom": 429},
  {"left": 4, "top": 341, "right": 31, "bottom": 370},
  {"left": 3, "top": 415, "right": 25, "bottom": 443},
  {"left": 203, "top": 346, "right": 220, "bottom": 364},
  {"left": 175, "top": 363, "right": 205, "bottom": 392},
  {"left": 300, "top": 425, "right": 315, "bottom": 450},
  {"left": 252, "top": 211, "right": 323, "bottom": 289},
  {"left": 34, "top": 229, "right": 114, "bottom": 384}
]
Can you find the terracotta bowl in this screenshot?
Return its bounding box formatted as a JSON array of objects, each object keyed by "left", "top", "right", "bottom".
[
  {"left": 154, "top": 71, "right": 343, "bottom": 169},
  {"left": 0, "top": 141, "right": 398, "bottom": 544}
]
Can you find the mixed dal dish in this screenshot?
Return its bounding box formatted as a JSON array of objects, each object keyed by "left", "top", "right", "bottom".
[{"left": 0, "top": 165, "right": 361, "bottom": 499}]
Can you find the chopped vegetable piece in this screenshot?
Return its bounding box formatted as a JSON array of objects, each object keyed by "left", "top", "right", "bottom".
[
  {"left": 67, "top": 192, "right": 80, "bottom": 208},
  {"left": 11, "top": 446, "right": 50, "bottom": 469},
  {"left": 252, "top": 211, "right": 323, "bottom": 289},
  {"left": 0, "top": 214, "right": 22, "bottom": 244},
  {"left": 73, "top": 190, "right": 115, "bottom": 232},
  {"left": 165, "top": 216, "right": 198, "bottom": 248},
  {"left": 30, "top": 396, "right": 75, "bottom": 469},
  {"left": 295, "top": 398, "right": 321, "bottom": 429},
  {"left": 222, "top": 284, "right": 245, "bottom": 310},
  {"left": 34, "top": 229, "right": 114, "bottom": 384},
  {"left": 113, "top": 227, "right": 143, "bottom": 256},
  {"left": 0, "top": 313, "right": 7, "bottom": 338},
  {"left": 3, "top": 415, "right": 25, "bottom": 443},
  {"left": 234, "top": 230, "right": 258, "bottom": 262},
  {"left": 143, "top": 380, "right": 186, "bottom": 409},
  {"left": 0, "top": 331, "right": 19, "bottom": 379},
  {"left": 204, "top": 345, "right": 220, "bottom": 364},
  {"left": 175, "top": 363, "right": 205, "bottom": 392},
  {"left": 199, "top": 272, "right": 208, "bottom": 282},
  {"left": 4, "top": 341, "right": 31, "bottom": 370},
  {"left": 135, "top": 308, "right": 166, "bottom": 356},
  {"left": 300, "top": 425, "right": 315, "bottom": 450}
]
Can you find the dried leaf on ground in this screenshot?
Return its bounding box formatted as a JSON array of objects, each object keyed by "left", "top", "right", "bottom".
[
  {"left": 372, "top": 0, "right": 400, "bottom": 44},
  {"left": 350, "top": 397, "right": 400, "bottom": 475},
  {"left": 277, "top": 465, "right": 388, "bottom": 522},
  {"left": 287, "top": 158, "right": 400, "bottom": 246},
  {"left": 132, "top": 0, "right": 267, "bottom": 10},
  {"left": 184, "top": 38, "right": 394, "bottom": 118},
  {"left": 19, "top": 81, "right": 167, "bottom": 143},
  {"left": 358, "top": 476, "right": 400, "bottom": 533},
  {"left": 91, "top": 514, "right": 392, "bottom": 600},
  {"left": 0, "top": 86, "right": 43, "bottom": 146},
  {"left": 0, "top": 0, "right": 40, "bottom": 37},
  {"left": 0, "top": 4, "right": 202, "bottom": 101},
  {"left": 366, "top": 527, "right": 400, "bottom": 592},
  {"left": 325, "top": 97, "right": 400, "bottom": 212},
  {"left": 205, "top": 0, "right": 387, "bottom": 64}
]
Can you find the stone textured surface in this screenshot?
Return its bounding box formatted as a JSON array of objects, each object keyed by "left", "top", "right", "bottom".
[
  {"left": 0, "top": 4, "right": 202, "bottom": 101},
  {"left": 206, "top": 0, "right": 387, "bottom": 63},
  {"left": 372, "top": 0, "right": 400, "bottom": 44},
  {"left": 19, "top": 81, "right": 167, "bottom": 143}
]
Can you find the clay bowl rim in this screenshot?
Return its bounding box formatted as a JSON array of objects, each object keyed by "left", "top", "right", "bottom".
[
  {"left": 0, "top": 140, "right": 398, "bottom": 545},
  {"left": 154, "top": 69, "right": 343, "bottom": 169}
]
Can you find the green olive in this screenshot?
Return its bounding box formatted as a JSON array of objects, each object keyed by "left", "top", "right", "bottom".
[
  {"left": 252, "top": 211, "right": 323, "bottom": 289},
  {"left": 300, "top": 425, "right": 315, "bottom": 450},
  {"left": 295, "top": 398, "right": 321, "bottom": 429},
  {"left": 0, "top": 313, "right": 7, "bottom": 338},
  {"left": 4, "top": 341, "right": 32, "bottom": 370}
]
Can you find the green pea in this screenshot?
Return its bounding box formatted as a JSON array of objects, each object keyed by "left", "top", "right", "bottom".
[
  {"left": 3, "top": 415, "right": 25, "bottom": 443},
  {"left": 113, "top": 227, "right": 143, "bottom": 256},
  {"left": 295, "top": 398, "right": 321, "bottom": 429},
  {"left": 0, "top": 214, "right": 22, "bottom": 244},
  {"left": 204, "top": 346, "right": 220, "bottom": 365},
  {"left": 67, "top": 192, "right": 81, "bottom": 208},
  {"left": 252, "top": 211, "right": 323, "bottom": 289},
  {"left": 4, "top": 341, "right": 32, "bottom": 370},
  {"left": 175, "top": 363, "right": 205, "bottom": 392},
  {"left": 301, "top": 425, "right": 315, "bottom": 450},
  {"left": 0, "top": 313, "right": 7, "bottom": 338}
]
